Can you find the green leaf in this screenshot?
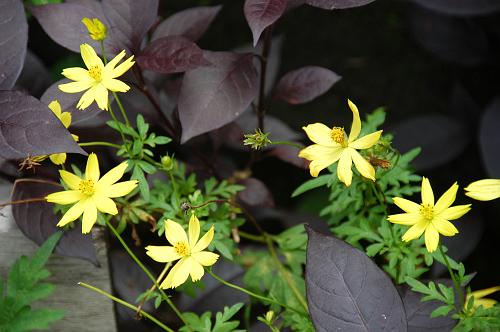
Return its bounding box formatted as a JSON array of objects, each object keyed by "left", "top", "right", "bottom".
[
  {"left": 366, "top": 243, "right": 385, "bottom": 257},
  {"left": 136, "top": 114, "right": 149, "bottom": 138},
  {"left": 430, "top": 304, "right": 453, "bottom": 318},
  {"left": 132, "top": 165, "right": 150, "bottom": 200},
  {"left": 292, "top": 175, "right": 331, "bottom": 197}
]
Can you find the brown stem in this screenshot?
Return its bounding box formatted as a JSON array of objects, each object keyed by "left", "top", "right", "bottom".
[{"left": 0, "top": 197, "right": 47, "bottom": 208}]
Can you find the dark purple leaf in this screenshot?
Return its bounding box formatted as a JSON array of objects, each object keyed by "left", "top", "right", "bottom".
[
  {"left": 244, "top": 0, "right": 287, "bottom": 46},
  {"left": 0, "top": 0, "right": 28, "bottom": 90},
  {"left": 399, "top": 284, "right": 457, "bottom": 331},
  {"left": 268, "top": 145, "right": 309, "bottom": 169},
  {"left": 409, "top": 6, "right": 488, "bottom": 66},
  {"left": 274, "top": 66, "right": 340, "bottom": 104},
  {"left": 287, "top": 0, "right": 306, "bottom": 10},
  {"left": 11, "top": 179, "right": 97, "bottom": 264},
  {"left": 479, "top": 96, "right": 500, "bottom": 177},
  {"left": 101, "top": 0, "right": 159, "bottom": 53},
  {"left": 178, "top": 51, "right": 259, "bottom": 143},
  {"left": 390, "top": 114, "right": 469, "bottom": 171},
  {"left": 15, "top": 51, "right": 52, "bottom": 98},
  {"left": 305, "top": 226, "right": 407, "bottom": 332},
  {"left": 306, "top": 0, "right": 376, "bottom": 9},
  {"left": 412, "top": 0, "right": 500, "bottom": 16},
  {"left": 0, "top": 91, "right": 86, "bottom": 160},
  {"left": 151, "top": 5, "right": 222, "bottom": 42},
  {"left": 40, "top": 79, "right": 105, "bottom": 127},
  {"left": 137, "top": 36, "right": 209, "bottom": 74},
  {"left": 237, "top": 178, "right": 275, "bottom": 208}
]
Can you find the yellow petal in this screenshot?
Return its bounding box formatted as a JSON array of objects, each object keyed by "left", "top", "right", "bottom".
[
  {"left": 81, "top": 203, "right": 97, "bottom": 234},
  {"left": 299, "top": 145, "right": 343, "bottom": 177},
  {"left": 46, "top": 190, "right": 83, "bottom": 205},
  {"left": 110, "top": 55, "right": 134, "bottom": 78},
  {"left": 433, "top": 218, "right": 459, "bottom": 236},
  {"left": 94, "top": 84, "right": 109, "bottom": 110},
  {"left": 61, "top": 67, "right": 91, "bottom": 81},
  {"left": 145, "top": 245, "right": 181, "bottom": 263},
  {"left": 165, "top": 219, "right": 189, "bottom": 246},
  {"left": 103, "top": 50, "right": 126, "bottom": 73},
  {"left": 97, "top": 161, "right": 128, "bottom": 188},
  {"left": 387, "top": 213, "right": 421, "bottom": 225},
  {"left": 434, "top": 182, "right": 458, "bottom": 214},
  {"left": 58, "top": 112, "right": 72, "bottom": 129},
  {"left": 85, "top": 153, "right": 100, "bottom": 182},
  {"left": 102, "top": 78, "right": 130, "bottom": 92},
  {"left": 393, "top": 197, "right": 421, "bottom": 214},
  {"left": 57, "top": 199, "right": 87, "bottom": 227},
  {"left": 49, "top": 153, "right": 67, "bottom": 165},
  {"left": 188, "top": 214, "right": 200, "bottom": 248},
  {"left": 350, "top": 149, "right": 376, "bottom": 181},
  {"left": 424, "top": 224, "right": 439, "bottom": 252},
  {"left": 301, "top": 123, "right": 338, "bottom": 147},
  {"left": 402, "top": 220, "right": 427, "bottom": 242},
  {"left": 473, "top": 298, "right": 497, "bottom": 309},
  {"left": 470, "top": 286, "right": 500, "bottom": 300},
  {"left": 59, "top": 80, "right": 93, "bottom": 93},
  {"left": 347, "top": 99, "right": 361, "bottom": 142},
  {"left": 77, "top": 86, "right": 97, "bottom": 110},
  {"left": 349, "top": 130, "right": 383, "bottom": 150},
  {"left": 160, "top": 257, "right": 192, "bottom": 289},
  {"left": 464, "top": 179, "right": 500, "bottom": 201},
  {"left": 438, "top": 204, "right": 471, "bottom": 221},
  {"left": 94, "top": 196, "right": 118, "bottom": 215},
  {"left": 48, "top": 100, "right": 62, "bottom": 117},
  {"left": 421, "top": 177, "right": 434, "bottom": 206},
  {"left": 192, "top": 225, "right": 215, "bottom": 253},
  {"left": 80, "top": 43, "right": 104, "bottom": 70},
  {"left": 59, "top": 170, "right": 82, "bottom": 190},
  {"left": 337, "top": 149, "right": 353, "bottom": 186},
  {"left": 192, "top": 251, "right": 219, "bottom": 266},
  {"left": 189, "top": 260, "right": 205, "bottom": 283},
  {"left": 106, "top": 180, "right": 138, "bottom": 198}
]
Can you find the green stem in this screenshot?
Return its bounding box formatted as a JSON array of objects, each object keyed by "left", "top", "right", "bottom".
[
  {"left": 79, "top": 141, "right": 121, "bottom": 149},
  {"left": 271, "top": 141, "right": 304, "bottom": 149},
  {"left": 438, "top": 244, "right": 464, "bottom": 311},
  {"left": 105, "top": 219, "right": 192, "bottom": 330},
  {"left": 265, "top": 234, "right": 309, "bottom": 312},
  {"left": 108, "top": 103, "right": 130, "bottom": 152},
  {"left": 113, "top": 91, "right": 131, "bottom": 127},
  {"left": 238, "top": 231, "right": 266, "bottom": 243},
  {"left": 78, "top": 282, "right": 174, "bottom": 332}
]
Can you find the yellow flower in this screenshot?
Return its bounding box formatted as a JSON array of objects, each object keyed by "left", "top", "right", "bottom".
[
  {"left": 33, "top": 100, "right": 79, "bottom": 165},
  {"left": 466, "top": 286, "right": 500, "bottom": 310},
  {"left": 146, "top": 214, "right": 219, "bottom": 289},
  {"left": 81, "top": 17, "right": 107, "bottom": 41},
  {"left": 464, "top": 179, "right": 500, "bottom": 201},
  {"left": 46, "top": 153, "right": 138, "bottom": 234},
  {"left": 58, "top": 44, "right": 134, "bottom": 111},
  {"left": 298, "top": 99, "right": 383, "bottom": 186},
  {"left": 388, "top": 177, "right": 471, "bottom": 253}
]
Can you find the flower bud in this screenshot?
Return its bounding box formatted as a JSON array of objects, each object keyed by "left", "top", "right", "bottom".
[
  {"left": 161, "top": 155, "right": 174, "bottom": 171},
  {"left": 82, "top": 17, "right": 107, "bottom": 41}
]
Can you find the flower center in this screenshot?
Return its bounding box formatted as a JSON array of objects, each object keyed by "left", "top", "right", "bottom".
[
  {"left": 88, "top": 65, "right": 102, "bottom": 81},
  {"left": 79, "top": 179, "right": 95, "bottom": 195},
  {"left": 420, "top": 203, "right": 434, "bottom": 220},
  {"left": 174, "top": 242, "right": 190, "bottom": 256},
  {"left": 330, "top": 127, "right": 346, "bottom": 145}
]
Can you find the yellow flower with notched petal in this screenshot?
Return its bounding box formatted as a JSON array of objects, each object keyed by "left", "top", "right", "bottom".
[
  {"left": 146, "top": 214, "right": 219, "bottom": 289},
  {"left": 58, "top": 43, "right": 134, "bottom": 111},
  {"left": 464, "top": 179, "right": 500, "bottom": 201},
  {"left": 466, "top": 286, "right": 500, "bottom": 310},
  {"left": 82, "top": 17, "right": 107, "bottom": 41},
  {"left": 388, "top": 177, "right": 471, "bottom": 253},
  {"left": 46, "top": 153, "right": 138, "bottom": 234},
  {"left": 33, "top": 100, "right": 79, "bottom": 165},
  {"left": 298, "top": 99, "right": 383, "bottom": 186}
]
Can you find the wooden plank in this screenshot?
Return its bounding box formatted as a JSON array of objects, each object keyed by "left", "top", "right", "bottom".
[{"left": 0, "top": 184, "right": 117, "bottom": 332}]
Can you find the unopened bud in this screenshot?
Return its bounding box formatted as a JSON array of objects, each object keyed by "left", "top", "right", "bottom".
[
  {"left": 243, "top": 129, "right": 271, "bottom": 150},
  {"left": 265, "top": 310, "right": 275, "bottom": 322},
  {"left": 82, "top": 17, "right": 107, "bottom": 41},
  {"left": 161, "top": 155, "right": 174, "bottom": 171}
]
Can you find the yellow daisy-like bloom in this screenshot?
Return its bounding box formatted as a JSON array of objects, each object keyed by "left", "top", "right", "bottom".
[
  {"left": 81, "top": 17, "right": 107, "bottom": 41},
  {"left": 466, "top": 286, "right": 500, "bottom": 310},
  {"left": 33, "top": 100, "right": 79, "bottom": 165},
  {"left": 46, "top": 153, "right": 138, "bottom": 234},
  {"left": 388, "top": 177, "right": 471, "bottom": 253},
  {"left": 58, "top": 43, "right": 134, "bottom": 111},
  {"left": 298, "top": 99, "right": 383, "bottom": 186},
  {"left": 146, "top": 214, "right": 219, "bottom": 289},
  {"left": 464, "top": 179, "right": 500, "bottom": 201}
]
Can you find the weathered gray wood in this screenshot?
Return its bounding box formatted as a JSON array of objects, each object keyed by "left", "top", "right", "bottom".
[{"left": 0, "top": 184, "right": 117, "bottom": 332}]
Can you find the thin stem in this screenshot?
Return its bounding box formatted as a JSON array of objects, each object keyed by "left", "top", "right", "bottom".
[
  {"left": 78, "top": 282, "right": 173, "bottom": 332},
  {"left": 112, "top": 92, "right": 131, "bottom": 127},
  {"left": 0, "top": 197, "right": 46, "bottom": 208},
  {"left": 265, "top": 234, "right": 309, "bottom": 312},
  {"left": 271, "top": 141, "right": 304, "bottom": 149},
  {"left": 108, "top": 103, "right": 130, "bottom": 151},
  {"left": 105, "top": 219, "right": 192, "bottom": 330},
  {"left": 136, "top": 262, "right": 171, "bottom": 317},
  {"left": 238, "top": 231, "right": 266, "bottom": 243},
  {"left": 257, "top": 25, "right": 273, "bottom": 131},
  {"left": 79, "top": 142, "right": 121, "bottom": 149},
  {"left": 438, "top": 244, "right": 464, "bottom": 311}
]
